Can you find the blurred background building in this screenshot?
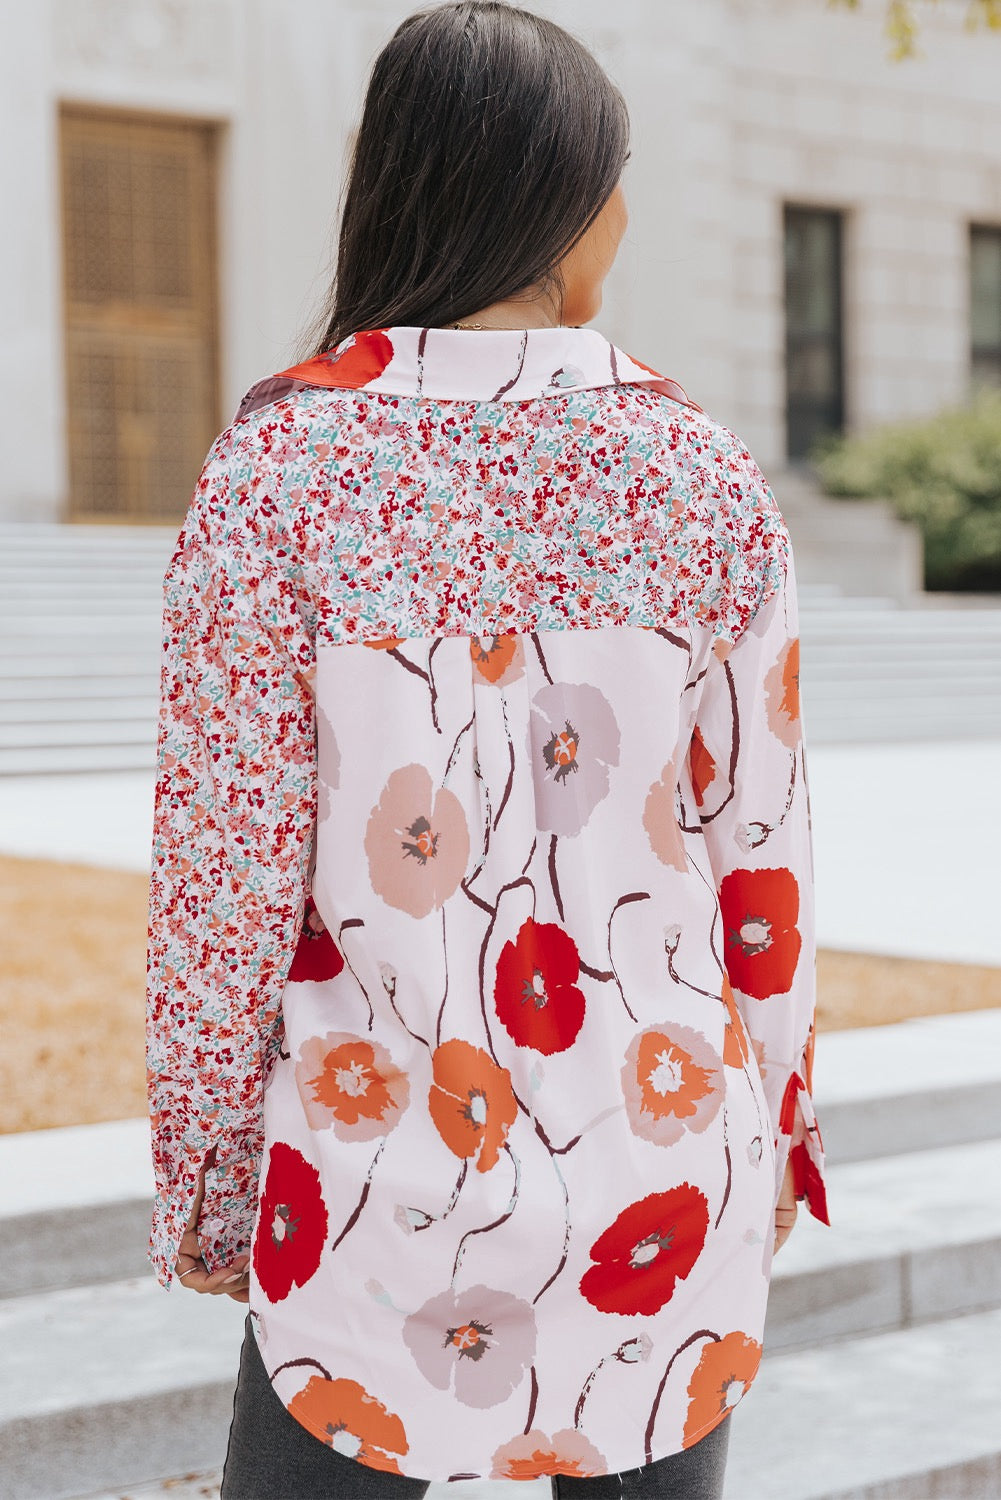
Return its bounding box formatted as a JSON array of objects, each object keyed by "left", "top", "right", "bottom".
[
  {"left": 2, "top": 0, "right": 1000, "bottom": 528},
  {"left": 3, "top": 0, "right": 1001, "bottom": 774}
]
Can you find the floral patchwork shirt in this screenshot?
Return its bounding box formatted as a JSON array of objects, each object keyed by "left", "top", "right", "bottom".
[{"left": 146, "top": 322, "right": 830, "bottom": 1481}]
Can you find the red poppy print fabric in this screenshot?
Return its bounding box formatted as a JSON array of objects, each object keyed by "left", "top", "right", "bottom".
[
  {"left": 252, "top": 1143, "right": 328, "bottom": 1302},
  {"left": 494, "top": 917, "right": 586, "bottom": 1054},
  {"left": 146, "top": 323, "right": 829, "bottom": 1482}
]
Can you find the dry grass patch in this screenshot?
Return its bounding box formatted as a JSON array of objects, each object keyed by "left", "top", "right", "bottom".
[{"left": 1, "top": 854, "right": 998, "bottom": 1135}]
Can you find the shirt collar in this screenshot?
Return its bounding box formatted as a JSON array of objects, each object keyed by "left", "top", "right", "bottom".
[{"left": 267, "top": 324, "right": 699, "bottom": 410}]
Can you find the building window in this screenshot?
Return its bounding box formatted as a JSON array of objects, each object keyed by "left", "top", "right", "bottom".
[
  {"left": 784, "top": 206, "right": 845, "bottom": 462},
  {"left": 59, "top": 106, "right": 220, "bottom": 523},
  {"left": 971, "top": 225, "right": 1001, "bottom": 389}
]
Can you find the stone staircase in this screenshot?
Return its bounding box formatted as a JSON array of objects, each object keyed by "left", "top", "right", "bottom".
[
  {"left": 773, "top": 465, "right": 926, "bottom": 602},
  {"left": 0, "top": 516, "right": 999, "bottom": 777},
  {"left": 2, "top": 1008, "right": 999, "bottom": 1500},
  {"left": 0, "top": 525, "right": 173, "bottom": 776}
]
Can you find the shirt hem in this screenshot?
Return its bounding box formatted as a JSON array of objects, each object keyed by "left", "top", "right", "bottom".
[{"left": 268, "top": 1350, "right": 754, "bottom": 1483}]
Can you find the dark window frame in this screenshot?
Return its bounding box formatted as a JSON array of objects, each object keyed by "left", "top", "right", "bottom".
[
  {"left": 970, "top": 223, "right": 1001, "bottom": 389},
  {"left": 783, "top": 204, "right": 846, "bottom": 462}
]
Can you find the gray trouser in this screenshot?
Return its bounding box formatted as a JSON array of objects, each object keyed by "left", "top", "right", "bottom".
[{"left": 221, "top": 1315, "right": 731, "bottom": 1500}]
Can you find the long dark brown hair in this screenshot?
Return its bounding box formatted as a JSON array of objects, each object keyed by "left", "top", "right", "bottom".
[{"left": 300, "top": 1, "right": 629, "bottom": 357}]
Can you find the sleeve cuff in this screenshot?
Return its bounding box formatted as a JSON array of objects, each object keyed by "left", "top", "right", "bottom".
[
  {"left": 148, "top": 1140, "right": 261, "bottom": 1289},
  {"left": 777, "top": 1070, "right": 831, "bottom": 1227}
]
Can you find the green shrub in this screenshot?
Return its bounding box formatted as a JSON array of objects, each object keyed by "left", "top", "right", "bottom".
[{"left": 812, "top": 388, "right": 1001, "bottom": 592}]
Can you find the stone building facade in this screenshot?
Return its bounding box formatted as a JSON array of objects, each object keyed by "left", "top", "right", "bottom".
[{"left": 2, "top": 0, "right": 1000, "bottom": 522}]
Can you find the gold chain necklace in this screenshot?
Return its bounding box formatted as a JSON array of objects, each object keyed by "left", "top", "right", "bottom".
[{"left": 449, "top": 321, "right": 563, "bottom": 331}]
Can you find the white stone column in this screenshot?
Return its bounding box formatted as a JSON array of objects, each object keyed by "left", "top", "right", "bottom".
[{"left": 0, "top": 0, "right": 64, "bottom": 520}]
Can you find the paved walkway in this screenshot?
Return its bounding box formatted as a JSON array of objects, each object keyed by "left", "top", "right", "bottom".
[
  {"left": 75, "top": 1473, "right": 516, "bottom": 1500},
  {"left": 0, "top": 739, "right": 998, "bottom": 965}
]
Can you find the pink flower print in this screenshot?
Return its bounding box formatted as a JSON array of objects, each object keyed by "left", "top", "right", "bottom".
[
  {"left": 402, "top": 1284, "right": 537, "bottom": 1409},
  {"left": 643, "top": 760, "right": 689, "bottom": 872},
  {"left": 491, "top": 1428, "right": 607, "bottom": 1479},
  {"left": 317, "top": 707, "right": 340, "bottom": 824},
  {"left": 622, "top": 1023, "right": 724, "bottom": 1147},
  {"left": 528, "top": 682, "right": 620, "bottom": 836},
  {"left": 764, "top": 637, "right": 801, "bottom": 748},
  {"left": 364, "top": 764, "right": 470, "bottom": 918},
  {"left": 294, "top": 1032, "right": 409, "bottom": 1142}
]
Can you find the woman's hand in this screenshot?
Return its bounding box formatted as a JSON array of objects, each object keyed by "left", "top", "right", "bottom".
[
  {"left": 773, "top": 1153, "right": 798, "bottom": 1255},
  {"left": 173, "top": 1172, "right": 251, "bottom": 1302}
]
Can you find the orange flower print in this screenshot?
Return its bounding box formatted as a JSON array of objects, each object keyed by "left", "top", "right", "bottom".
[
  {"left": 764, "top": 637, "right": 801, "bottom": 748},
  {"left": 682, "top": 1332, "right": 762, "bottom": 1446},
  {"left": 687, "top": 725, "right": 717, "bottom": 808},
  {"left": 719, "top": 976, "right": 750, "bottom": 1068},
  {"left": 295, "top": 1033, "right": 409, "bottom": 1142},
  {"left": 622, "top": 1023, "right": 724, "bottom": 1147},
  {"left": 364, "top": 763, "right": 470, "bottom": 918},
  {"left": 491, "top": 1429, "right": 607, "bottom": 1479},
  {"left": 643, "top": 759, "right": 688, "bottom": 872},
  {"left": 471, "top": 633, "right": 525, "bottom": 686},
  {"left": 428, "top": 1040, "right": 518, "bottom": 1172},
  {"left": 365, "top": 637, "right": 406, "bottom": 651},
  {"left": 288, "top": 1374, "right": 409, "bottom": 1473},
  {"left": 718, "top": 867, "right": 802, "bottom": 999}
]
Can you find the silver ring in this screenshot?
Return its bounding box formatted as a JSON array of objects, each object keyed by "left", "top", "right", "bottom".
[{"left": 177, "top": 1266, "right": 201, "bottom": 1279}]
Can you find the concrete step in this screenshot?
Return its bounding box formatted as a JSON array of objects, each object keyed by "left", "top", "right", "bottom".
[
  {"left": 798, "top": 721, "right": 1001, "bottom": 745},
  {"left": 722, "top": 1306, "right": 1001, "bottom": 1500},
  {"left": 2, "top": 1015, "right": 999, "bottom": 1500},
  {"left": 65, "top": 1313, "right": 1001, "bottom": 1500},
  {"left": 0, "top": 721, "right": 156, "bottom": 750},
  {"left": 765, "top": 1138, "right": 1001, "bottom": 1350},
  {"left": 811, "top": 1008, "right": 1001, "bottom": 1164},
  {"left": 0, "top": 1120, "right": 157, "bottom": 1298},
  {"left": 12, "top": 1272, "right": 1001, "bottom": 1500},
  {"left": 0, "top": 698, "right": 158, "bottom": 725},
  {"left": 0, "top": 619, "right": 161, "bottom": 637},
  {"left": 0, "top": 524, "right": 997, "bottom": 772},
  {"left": 0, "top": 679, "right": 156, "bottom": 702},
  {"left": 0, "top": 744, "right": 155, "bottom": 775},
  {"left": 0, "top": 661, "right": 156, "bottom": 682},
  {"left": 4, "top": 1014, "right": 999, "bottom": 1300},
  {"left": 0, "top": 1277, "right": 244, "bottom": 1500},
  {"left": 798, "top": 677, "right": 1001, "bottom": 698},
  {"left": 0, "top": 522, "right": 177, "bottom": 544},
  {"left": 5, "top": 1114, "right": 997, "bottom": 1353}
]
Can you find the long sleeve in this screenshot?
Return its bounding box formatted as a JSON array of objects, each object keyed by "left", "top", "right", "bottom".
[
  {"left": 146, "top": 451, "right": 318, "bottom": 1288},
  {"left": 688, "top": 464, "right": 830, "bottom": 1229}
]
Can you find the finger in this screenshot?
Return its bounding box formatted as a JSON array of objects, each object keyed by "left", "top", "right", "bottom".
[
  {"left": 176, "top": 1267, "right": 213, "bottom": 1292},
  {"left": 174, "top": 1252, "right": 206, "bottom": 1279},
  {"left": 174, "top": 1243, "right": 249, "bottom": 1290},
  {"left": 198, "top": 1257, "right": 251, "bottom": 1295},
  {"left": 226, "top": 1285, "right": 251, "bottom": 1304}
]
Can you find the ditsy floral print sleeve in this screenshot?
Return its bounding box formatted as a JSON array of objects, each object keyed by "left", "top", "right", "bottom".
[
  {"left": 146, "top": 461, "right": 317, "bottom": 1279},
  {"left": 147, "top": 324, "right": 830, "bottom": 1481}
]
